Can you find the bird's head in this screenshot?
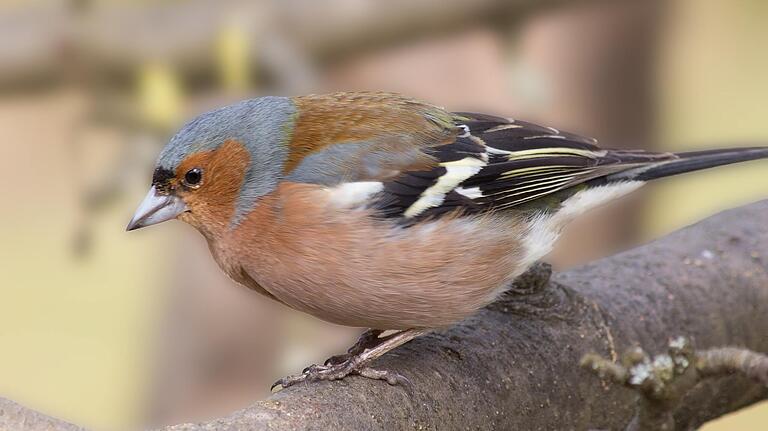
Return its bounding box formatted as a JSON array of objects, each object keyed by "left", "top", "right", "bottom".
[{"left": 127, "top": 97, "right": 296, "bottom": 235}]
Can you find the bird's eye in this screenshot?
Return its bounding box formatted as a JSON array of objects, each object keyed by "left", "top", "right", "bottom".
[{"left": 183, "top": 168, "right": 203, "bottom": 188}]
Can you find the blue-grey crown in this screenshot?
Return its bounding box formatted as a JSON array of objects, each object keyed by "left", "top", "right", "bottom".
[{"left": 157, "top": 96, "right": 296, "bottom": 224}]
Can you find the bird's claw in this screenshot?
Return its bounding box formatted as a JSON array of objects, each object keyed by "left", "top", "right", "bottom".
[
  {"left": 271, "top": 359, "right": 409, "bottom": 391},
  {"left": 358, "top": 367, "right": 412, "bottom": 388},
  {"left": 271, "top": 329, "right": 425, "bottom": 392}
]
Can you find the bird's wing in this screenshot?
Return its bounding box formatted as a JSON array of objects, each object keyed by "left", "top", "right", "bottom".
[
  {"left": 284, "top": 92, "right": 460, "bottom": 185},
  {"left": 368, "top": 112, "right": 674, "bottom": 220},
  {"left": 282, "top": 94, "right": 674, "bottom": 220}
]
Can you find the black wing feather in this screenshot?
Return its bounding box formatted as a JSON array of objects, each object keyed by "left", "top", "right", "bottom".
[{"left": 372, "top": 113, "right": 674, "bottom": 220}]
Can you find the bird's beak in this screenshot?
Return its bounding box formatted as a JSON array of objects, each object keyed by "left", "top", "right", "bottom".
[{"left": 126, "top": 186, "right": 187, "bottom": 231}]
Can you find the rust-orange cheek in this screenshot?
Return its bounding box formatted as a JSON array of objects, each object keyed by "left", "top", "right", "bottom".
[{"left": 174, "top": 140, "right": 251, "bottom": 236}]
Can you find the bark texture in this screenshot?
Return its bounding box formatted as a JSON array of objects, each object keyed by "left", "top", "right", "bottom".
[
  {"left": 0, "top": 397, "right": 84, "bottom": 431},
  {"left": 2, "top": 200, "right": 768, "bottom": 430}
]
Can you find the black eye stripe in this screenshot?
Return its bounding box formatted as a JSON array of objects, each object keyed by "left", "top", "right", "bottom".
[
  {"left": 152, "top": 167, "right": 175, "bottom": 185},
  {"left": 152, "top": 167, "right": 175, "bottom": 194}
]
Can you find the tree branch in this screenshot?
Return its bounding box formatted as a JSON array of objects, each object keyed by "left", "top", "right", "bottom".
[
  {"left": 582, "top": 338, "right": 768, "bottom": 430},
  {"left": 3, "top": 200, "right": 768, "bottom": 430},
  {"left": 0, "top": 397, "right": 84, "bottom": 431},
  {"left": 698, "top": 347, "right": 768, "bottom": 385},
  {"left": 0, "top": 0, "right": 572, "bottom": 89}
]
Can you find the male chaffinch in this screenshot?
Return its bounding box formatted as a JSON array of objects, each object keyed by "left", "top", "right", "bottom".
[{"left": 127, "top": 92, "right": 768, "bottom": 389}]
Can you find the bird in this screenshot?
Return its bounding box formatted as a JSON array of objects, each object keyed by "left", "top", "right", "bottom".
[{"left": 127, "top": 91, "right": 768, "bottom": 389}]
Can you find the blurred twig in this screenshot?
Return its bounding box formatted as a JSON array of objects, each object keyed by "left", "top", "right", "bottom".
[
  {"left": 0, "top": 0, "right": 578, "bottom": 90},
  {"left": 582, "top": 338, "right": 768, "bottom": 431}
]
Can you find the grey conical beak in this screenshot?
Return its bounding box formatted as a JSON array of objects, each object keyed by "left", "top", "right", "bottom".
[{"left": 126, "top": 186, "right": 187, "bottom": 231}]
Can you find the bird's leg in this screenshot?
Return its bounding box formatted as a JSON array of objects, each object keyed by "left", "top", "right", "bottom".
[
  {"left": 324, "top": 328, "right": 384, "bottom": 366},
  {"left": 272, "top": 328, "right": 428, "bottom": 390}
]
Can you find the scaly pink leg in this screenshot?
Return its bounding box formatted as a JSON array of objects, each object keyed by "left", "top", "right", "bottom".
[{"left": 272, "top": 328, "right": 429, "bottom": 390}]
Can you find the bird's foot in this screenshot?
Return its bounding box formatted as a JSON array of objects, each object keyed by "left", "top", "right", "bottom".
[
  {"left": 271, "top": 328, "right": 428, "bottom": 391},
  {"left": 271, "top": 356, "right": 409, "bottom": 390}
]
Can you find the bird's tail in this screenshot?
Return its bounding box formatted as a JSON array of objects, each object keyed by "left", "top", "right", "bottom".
[{"left": 608, "top": 147, "right": 768, "bottom": 182}]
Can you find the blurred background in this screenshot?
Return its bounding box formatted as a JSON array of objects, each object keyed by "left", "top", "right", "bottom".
[{"left": 0, "top": 0, "right": 766, "bottom": 429}]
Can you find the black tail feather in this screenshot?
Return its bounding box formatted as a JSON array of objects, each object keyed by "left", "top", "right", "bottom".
[{"left": 610, "top": 147, "right": 768, "bottom": 182}]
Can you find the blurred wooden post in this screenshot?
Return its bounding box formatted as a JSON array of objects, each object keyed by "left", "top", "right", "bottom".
[{"left": 506, "top": 0, "right": 663, "bottom": 268}]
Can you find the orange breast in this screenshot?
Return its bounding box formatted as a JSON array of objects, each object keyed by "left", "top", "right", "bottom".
[{"left": 216, "top": 182, "right": 527, "bottom": 329}]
